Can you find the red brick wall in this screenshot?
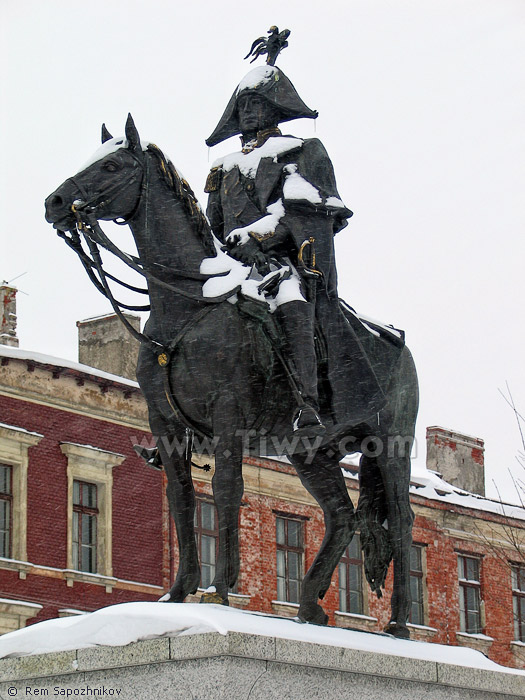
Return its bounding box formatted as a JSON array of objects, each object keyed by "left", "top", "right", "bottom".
[{"left": 0, "top": 393, "right": 163, "bottom": 621}]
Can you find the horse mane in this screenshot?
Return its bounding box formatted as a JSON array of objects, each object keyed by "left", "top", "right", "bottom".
[{"left": 146, "top": 143, "right": 216, "bottom": 256}]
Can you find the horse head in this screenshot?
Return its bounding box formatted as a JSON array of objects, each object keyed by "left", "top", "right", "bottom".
[{"left": 45, "top": 114, "right": 145, "bottom": 232}]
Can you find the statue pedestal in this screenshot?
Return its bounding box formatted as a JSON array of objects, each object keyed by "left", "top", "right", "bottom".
[{"left": 1, "top": 629, "right": 524, "bottom": 699}]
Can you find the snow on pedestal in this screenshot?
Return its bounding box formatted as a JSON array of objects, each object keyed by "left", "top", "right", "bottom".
[
  {"left": 0, "top": 601, "right": 520, "bottom": 672},
  {"left": 1, "top": 603, "right": 524, "bottom": 700}
]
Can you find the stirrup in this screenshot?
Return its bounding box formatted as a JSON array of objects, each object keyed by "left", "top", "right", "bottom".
[{"left": 133, "top": 445, "right": 163, "bottom": 471}]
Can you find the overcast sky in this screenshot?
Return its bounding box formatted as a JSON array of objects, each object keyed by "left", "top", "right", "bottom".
[{"left": 2, "top": 0, "right": 524, "bottom": 500}]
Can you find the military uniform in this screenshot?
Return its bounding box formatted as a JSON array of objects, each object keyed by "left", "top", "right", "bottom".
[{"left": 205, "top": 66, "right": 385, "bottom": 427}]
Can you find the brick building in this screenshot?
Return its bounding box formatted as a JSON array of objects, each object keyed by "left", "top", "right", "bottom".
[
  {"left": 0, "top": 285, "right": 524, "bottom": 669},
  {"left": 0, "top": 286, "right": 165, "bottom": 632}
]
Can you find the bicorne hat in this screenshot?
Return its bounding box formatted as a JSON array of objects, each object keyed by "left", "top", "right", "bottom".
[{"left": 205, "top": 65, "right": 318, "bottom": 147}]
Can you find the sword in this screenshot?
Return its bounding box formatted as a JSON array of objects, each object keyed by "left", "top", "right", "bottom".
[{"left": 297, "top": 237, "right": 323, "bottom": 301}]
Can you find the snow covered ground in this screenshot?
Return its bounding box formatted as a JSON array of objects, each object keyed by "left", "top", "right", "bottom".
[{"left": 0, "top": 602, "right": 523, "bottom": 676}]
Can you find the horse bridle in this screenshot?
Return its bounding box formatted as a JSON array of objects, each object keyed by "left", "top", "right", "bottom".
[
  {"left": 62, "top": 147, "right": 238, "bottom": 317},
  {"left": 57, "top": 143, "right": 312, "bottom": 446},
  {"left": 68, "top": 148, "right": 146, "bottom": 226},
  {"left": 58, "top": 146, "right": 240, "bottom": 440}
]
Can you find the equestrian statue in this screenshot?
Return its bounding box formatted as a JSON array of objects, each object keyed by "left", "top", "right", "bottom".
[{"left": 45, "top": 27, "right": 419, "bottom": 638}]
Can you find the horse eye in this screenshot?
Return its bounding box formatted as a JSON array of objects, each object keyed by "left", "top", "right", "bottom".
[{"left": 104, "top": 162, "right": 118, "bottom": 172}]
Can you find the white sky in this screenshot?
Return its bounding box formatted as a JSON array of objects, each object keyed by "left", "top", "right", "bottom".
[{"left": 1, "top": 0, "right": 524, "bottom": 500}]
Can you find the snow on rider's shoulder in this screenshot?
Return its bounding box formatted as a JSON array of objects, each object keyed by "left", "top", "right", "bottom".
[
  {"left": 214, "top": 136, "right": 304, "bottom": 178},
  {"left": 76, "top": 136, "right": 151, "bottom": 173},
  {"left": 282, "top": 164, "right": 322, "bottom": 204}
]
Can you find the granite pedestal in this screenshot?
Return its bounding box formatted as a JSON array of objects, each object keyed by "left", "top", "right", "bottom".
[{"left": 1, "top": 631, "right": 524, "bottom": 699}]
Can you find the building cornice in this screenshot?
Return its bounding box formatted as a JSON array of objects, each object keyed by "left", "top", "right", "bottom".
[{"left": 0, "top": 350, "right": 149, "bottom": 430}]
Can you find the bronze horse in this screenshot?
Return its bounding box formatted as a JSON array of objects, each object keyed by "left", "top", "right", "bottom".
[{"left": 45, "top": 115, "right": 418, "bottom": 637}]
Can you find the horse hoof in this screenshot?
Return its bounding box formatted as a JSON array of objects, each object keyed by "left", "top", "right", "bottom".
[
  {"left": 384, "top": 622, "right": 410, "bottom": 639},
  {"left": 200, "top": 591, "right": 229, "bottom": 605},
  {"left": 298, "top": 602, "right": 328, "bottom": 626}
]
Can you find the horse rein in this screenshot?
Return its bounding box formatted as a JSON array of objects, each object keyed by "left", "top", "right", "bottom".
[
  {"left": 65, "top": 148, "right": 236, "bottom": 299},
  {"left": 59, "top": 146, "right": 321, "bottom": 445},
  {"left": 59, "top": 147, "right": 238, "bottom": 439}
]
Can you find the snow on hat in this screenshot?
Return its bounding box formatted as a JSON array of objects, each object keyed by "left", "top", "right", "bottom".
[{"left": 205, "top": 65, "right": 318, "bottom": 147}]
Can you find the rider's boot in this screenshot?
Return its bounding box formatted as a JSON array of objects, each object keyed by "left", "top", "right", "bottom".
[{"left": 275, "top": 301, "right": 325, "bottom": 435}]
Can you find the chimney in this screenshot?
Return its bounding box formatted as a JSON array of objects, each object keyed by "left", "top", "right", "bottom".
[
  {"left": 77, "top": 313, "right": 140, "bottom": 381},
  {"left": 426, "top": 426, "right": 485, "bottom": 496},
  {"left": 0, "top": 284, "right": 19, "bottom": 347}
]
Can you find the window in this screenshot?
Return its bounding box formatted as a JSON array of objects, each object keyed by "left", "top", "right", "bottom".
[
  {"left": 61, "top": 442, "right": 125, "bottom": 580},
  {"left": 72, "top": 480, "right": 98, "bottom": 573},
  {"left": 458, "top": 554, "right": 482, "bottom": 634},
  {"left": 409, "top": 545, "right": 425, "bottom": 626},
  {"left": 276, "top": 516, "right": 304, "bottom": 603},
  {"left": 339, "top": 534, "right": 364, "bottom": 615},
  {"left": 0, "top": 424, "right": 42, "bottom": 567},
  {"left": 0, "top": 465, "right": 12, "bottom": 558},
  {"left": 193, "top": 497, "right": 239, "bottom": 593},
  {"left": 512, "top": 564, "right": 525, "bottom": 642},
  {"left": 194, "top": 499, "right": 219, "bottom": 589}
]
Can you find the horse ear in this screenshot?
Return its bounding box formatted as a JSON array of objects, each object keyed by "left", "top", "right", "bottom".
[
  {"left": 101, "top": 123, "right": 113, "bottom": 143},
  {"left": 125, "top": 113, "right": 141, "bottom": 152}
]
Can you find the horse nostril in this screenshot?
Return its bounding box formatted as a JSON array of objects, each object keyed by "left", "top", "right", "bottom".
[{"left": 51, "top": 195, "right": 64, "bottom": 208}]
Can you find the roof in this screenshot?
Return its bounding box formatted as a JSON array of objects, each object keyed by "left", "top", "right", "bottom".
[
  {"left": 0, "top": 345, "right": 140, "bottom": 391},
  {"left": 341, "top": 460, "right": 525, "bottom": 522}
]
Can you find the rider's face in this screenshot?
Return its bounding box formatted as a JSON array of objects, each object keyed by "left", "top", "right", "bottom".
[{"left": 237, "top": 95, "right": 278, "bottom": 138}]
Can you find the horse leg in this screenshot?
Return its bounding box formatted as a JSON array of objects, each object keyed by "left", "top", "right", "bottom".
[
  {"left": 290, "top": 449, "right": 355, "bottom": 625},
  {"left": 158, "top": 432, "right": 200, "bottom": 602},
  {"left": 376, "top": 448, "right": 414, "bottom": 638},
  {"left": 378, "top": 347, "right": 418, "bottom": 638},
  {"left": 201, "top": 401, "right": 244, "bottom": 605}
]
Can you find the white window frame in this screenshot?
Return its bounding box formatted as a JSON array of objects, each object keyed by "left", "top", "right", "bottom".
[
  {"left": 458, "top": 553, "right": 483, "bottom": 634},
  {"left": 60, "top": 442, "right": 125, "bottom": 579},
  {"left": 409, "top": 543, "right": 428, "bottom": 627},
  {"left": 0, "top": 424, "right": 43, "bottom": 568}
]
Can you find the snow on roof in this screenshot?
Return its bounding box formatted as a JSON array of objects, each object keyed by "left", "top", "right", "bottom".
[
  {"left": 0, "top": 598, "right": 42, "bottom": 610},
  {"left": 77, "top": 311, "right": 141, "bottom": 325},
  {"left": 77, "top": 312, "right": 120, "bottom": 324},
  {"left": 0, "top": 422, "right": 43, "bottom": 438},
  {"left": 409, "top": 468, "right": 525, "bottom": 521},
  {"left": 341, "top": 460, "right": 525, "bottom": 522},
  {"left": 58, "top": 608, "right": 87, "bottom": 616},
  {"left": 0, "top": 345, "right": 139, "bottom": 389},
  {"left": 60, "top": 441, "right": 125, "bottom": 458},
  {"left": 0, "top": 601, "right": 523, "bottom": 675}
]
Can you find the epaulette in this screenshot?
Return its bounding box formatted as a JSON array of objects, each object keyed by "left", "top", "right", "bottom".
[{"left": 204, "top": 166, "right": 222, "bottom": 193}]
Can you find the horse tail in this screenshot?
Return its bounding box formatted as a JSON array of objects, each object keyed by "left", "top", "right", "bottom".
[{"left": 356, "top": 456, "right": 392, "bottom": 598}]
